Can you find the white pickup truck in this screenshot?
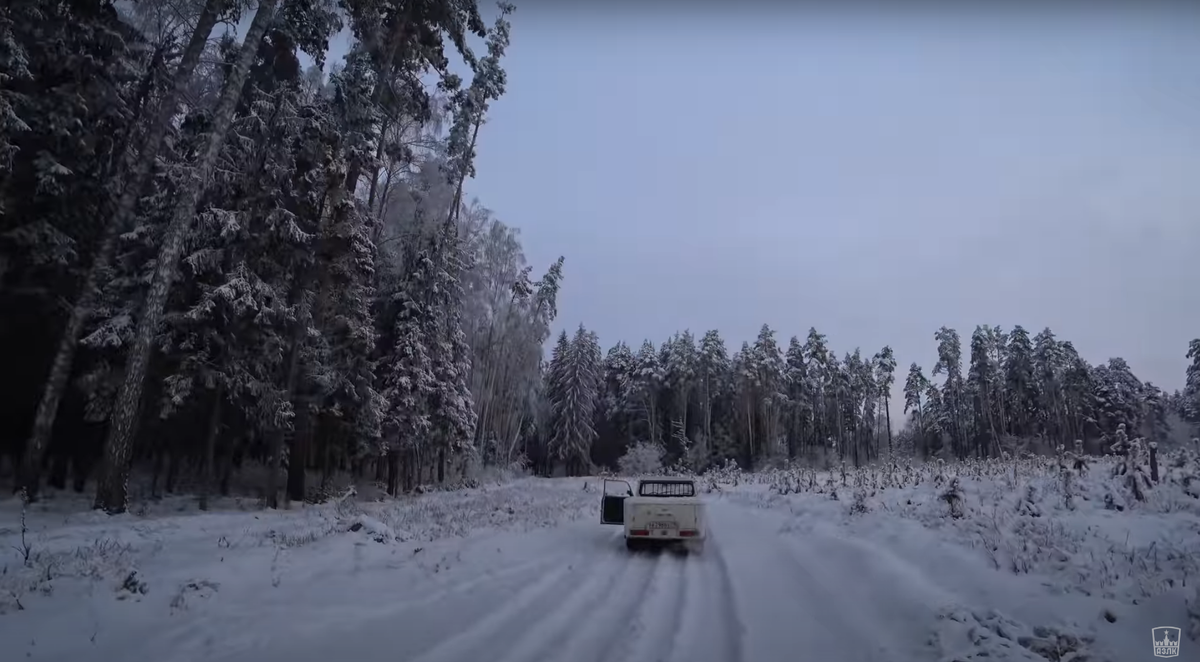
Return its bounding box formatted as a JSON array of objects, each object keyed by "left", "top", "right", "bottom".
[{"left": 601, "top": 477, "right": 706, "bottom": 553}]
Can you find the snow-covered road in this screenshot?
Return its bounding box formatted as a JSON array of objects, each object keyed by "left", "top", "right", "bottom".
[
  {"left": 202, "top": 498, "right": 942, "bottom": 662},
  {"left": 3, "top": 473, "right": 1195, "bottom": 662}
]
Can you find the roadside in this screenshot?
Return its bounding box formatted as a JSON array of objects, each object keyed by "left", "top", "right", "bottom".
[{"left": 2, "top": 459, "right": 1197, "bottom": 662}]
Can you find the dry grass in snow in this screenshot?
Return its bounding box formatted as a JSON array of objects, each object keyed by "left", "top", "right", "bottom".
[
  {"left": 0, "top": 475, "right": 599, "bottom": 617},
  {"left": 697, "top": 450, "right": 1200, "bottom": 660},
  {"left": 3, "top": 453, "right": 1199, "bottom": 662}
]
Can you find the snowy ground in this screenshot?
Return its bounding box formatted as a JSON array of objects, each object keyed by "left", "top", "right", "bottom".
[{"left": 2, "top": 458, "right": 1198, "bottom": 662}]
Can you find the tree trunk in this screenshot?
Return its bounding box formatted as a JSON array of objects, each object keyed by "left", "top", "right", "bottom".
[
  {"left": 17, "top": 0, "right": 225, "bottom": 501},
  {"left": 267, "top": 291, "right": 308, "bottom": 508},
  {"left": 198, "top": 386, "right": 223, "bottom": 511},
  {"left": 93, "top": 0, "right": 278, "bottom": 514},
  {"left": 165, "top": 446, "right": 181, "bottom": 494},
  {"left": 1149, "top": 443, "right": 1159, "bottom": 483},
  {"left": 48, "top": 452, "right": 68, "bottom": 490},
  {"left": 150, "top": 446, "right": 164, "bottom": 497},
  {"left": 386, "top": 450, "right": 399, "bottom": 496},
  {"left": 884, "top": 397, "right": 893, "bottom": 455},
  {"left": 286, "top": 402, "right": 310, "bottom": 502},
  {"left": 366, "top": 118, "right": 392, "bottom": 211},
  {"left": 444, "top": 117, "right": 482, "bottom": 228}
]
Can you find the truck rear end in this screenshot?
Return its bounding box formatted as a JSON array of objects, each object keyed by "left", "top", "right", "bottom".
[
  {"left": 622, "top": 479, "right": 705, "bottom": 551},
  {"left": 625, "top": 497, "right": 704, "bottom": 541}
]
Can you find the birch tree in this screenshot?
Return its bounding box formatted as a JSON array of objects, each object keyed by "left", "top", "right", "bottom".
[
  {"left": 94, "top": 0, "right": 279, "bottom": 513},
  {"left": 18, "top": 0, "right": 228, "bottom": 500}
]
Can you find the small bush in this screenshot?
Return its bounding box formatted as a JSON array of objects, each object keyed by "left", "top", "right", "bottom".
[{"left": 618, "top": 441, "right": 665, "bottom": 476}]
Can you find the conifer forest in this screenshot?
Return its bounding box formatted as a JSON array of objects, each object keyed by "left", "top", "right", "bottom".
[{"left": 1, "top": 0, "right": 1199, "bottom": 516}]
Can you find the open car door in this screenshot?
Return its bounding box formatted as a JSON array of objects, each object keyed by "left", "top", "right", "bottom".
[{"left": 601, "top": 479, "right": 633, "bottom": 525}]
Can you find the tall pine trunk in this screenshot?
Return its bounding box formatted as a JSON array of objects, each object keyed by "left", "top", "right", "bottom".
[
  {"left": 198, "top": 385, "right": 223, "bottom": 511},
  {"left": 17, "top": 0, "right": 225, "bottom": 500},
  {"left": 93, "top": 0, "right": 279, "bottom": 514}
]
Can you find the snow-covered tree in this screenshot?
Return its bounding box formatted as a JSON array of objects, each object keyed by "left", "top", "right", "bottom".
[
  {"left": 546, "top": 325, "right": 601, "bottom": 475},
  {"left": 1184, "top": 339, "right": 1200, "bottom": 431}
]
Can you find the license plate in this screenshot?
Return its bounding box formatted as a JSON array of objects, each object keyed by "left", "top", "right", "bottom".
[{"left": 647, "top": 521, "right": 675, "bottom": 530}]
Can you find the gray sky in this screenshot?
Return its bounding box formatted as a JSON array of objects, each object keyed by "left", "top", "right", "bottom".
[
  {"left": 459, "top": 5, "right": 1200, "bottom": 403},
  {"left": 262, "top": 5, "right": 1200, "bottom": 409}
]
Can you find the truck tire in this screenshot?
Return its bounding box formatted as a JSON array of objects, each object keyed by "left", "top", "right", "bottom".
[{"left": 625, "top": 538, "right": 641, "bottom": 552}]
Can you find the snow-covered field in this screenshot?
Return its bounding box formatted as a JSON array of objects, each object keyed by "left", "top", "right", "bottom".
[{"left": 2, "top": 456, "right": 1198, "bottom": 662}]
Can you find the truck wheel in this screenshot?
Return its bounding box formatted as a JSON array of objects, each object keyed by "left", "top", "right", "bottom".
[{"left": 625, "top": 538, "right": 640, "bottom": 552}]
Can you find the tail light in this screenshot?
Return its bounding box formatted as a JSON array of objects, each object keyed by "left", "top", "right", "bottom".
[
  {"left": 679, "top": 529, "right": 697, "bottom": 537},
  {"left": 630, "top": 529, "right": 649, "bottom": 536}
]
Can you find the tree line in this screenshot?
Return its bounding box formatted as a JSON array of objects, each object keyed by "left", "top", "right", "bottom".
[
  {"left": 1, "top": 0, "right": 568, "bottom": 511},
  {"left": 2, "top": 0, "right": 1198, "bottom": 510},
  {"left": 541, "top": 324, "right": 1200, "bottom": 475}
]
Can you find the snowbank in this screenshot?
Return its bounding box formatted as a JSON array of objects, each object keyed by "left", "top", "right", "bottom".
[
  {"left": 0, "top": 476, "right": 598, "bottom": 616},
  {"left": 709, "top": 453, "right": 1200, "bottom": 661},
  {"left": 4, "top": 457, "right": 1198, "bottom": 662}
]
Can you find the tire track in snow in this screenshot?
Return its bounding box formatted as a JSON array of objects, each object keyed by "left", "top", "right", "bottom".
[
  {"left": 605, "top": 550, "right": 687, "bottom": 662},
  {"left": 488, "top": 548, "right": 631, "bottom": 662},
  {"left": 556, "top": 547, "right": 659, "bottom": 662},
  {"left": 706, "top": 533, "right": 748, "bottom": 662},
  {"left": 163, "top": 550, "right": 565, "bottom": 662},
  {"left": 405, "top": 556, "right": 583, "bottom": 662},
  {"left": 779, "top": 533, "right": 948, "bottom": 660},
  {"left": 665, "top": 548, "right": 743, "bottom": 662},
  {"left": 383, "top": 554, "right": 565, "bottom": 615},
  {"left": 662, "top": 552, "right": 700, "bottom": 662},
  {"left": 754, "top": 527, "right": 897, "bottom": 662}
]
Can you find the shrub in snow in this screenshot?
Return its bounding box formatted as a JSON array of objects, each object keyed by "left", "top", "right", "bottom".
[
  {"left": 168, "top": 579, "right": 218, "bottom": 614},
  {"left": 1189, "top": 585, "right": 1200, "bottom": 642},
  {"left": 347, "top": 514, "right": 397, "bottom": 543},
  {"left": 941, "top": 476, "right": 965, "bottom": 518},
  {"left": 1107, "top": 425, "right": 1157, "bottom": 503},
  {"left": 118, "top": 570, "right": 149, "bottom": 598},
  {"left": 933, "top": 607, "right": 1096, "bottom": 662},
  {"left": 1071, "top": 439, "right": 1089, "bottom": 477},
  {"left": 618, "top": 440, "right": 665, "bottom": 476},
  {"left": 1016, "top": 484, "right": 1042, "bottom": 518},
  {"left": 849, "top": 488, "right": 869, "bottom": 515},
  {"left": 1056, "top": 447, "right": 1077, "bottom": 511},
  {"left": 768, "top": 467, "right": 804, "bottom": 495},
  {"left": 461, "top": 448, "right": 530, "bottom": 486}
]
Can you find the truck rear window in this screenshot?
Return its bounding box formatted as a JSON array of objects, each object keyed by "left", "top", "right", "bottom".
[{"left": 638, "top": 481, "right": 695, "bottom": 497}]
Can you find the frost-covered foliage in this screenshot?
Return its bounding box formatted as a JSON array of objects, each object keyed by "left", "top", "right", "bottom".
[
  {"left": 711, "top": 451, "right": 1200, "bottom": 609},
  {"left": 585, "top": 323, "right": 1195, "bottom": 479},
  {"left": 1184, "top": 340, "right": 1200, "bottom": 429},
  {"left": 1, "top": 0, "right": 1197, "bottom": 523},
  {"left": 0, "top": 0, "right": 554, "bottom": 510},
  {"left": 545, "top": 325, "right": 602, "bottom": 475},
  {"left": 0, "top": 475, "right": 597, "bottom": 615},
  {"left": 617, "top": 440, "right": 665, "bottom": 476}
]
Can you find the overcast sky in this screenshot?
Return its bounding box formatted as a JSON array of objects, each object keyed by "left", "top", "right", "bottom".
[
  {"left": 453, "top": 5, "right": 1200, "bottom": 403},
  {"left": 280, "top": 5, "right": 1200, "bottom": 411}
]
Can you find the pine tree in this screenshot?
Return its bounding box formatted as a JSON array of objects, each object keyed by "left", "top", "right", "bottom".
[
  {"left": 18, "top": 0, "right": 227, "bottom": 500},
  {"left": 903, "top": 363, "right": 930, "bottom": 455},
  {"left": 95, "top": 0, "right": 281, "bottom": 514},
  {"left": 932, "top": 326, "right": 966, "bottom": 458},
  {"left": 546, "top": 326, "right": 600, "bottom": 475},
  {"left": 873, "top": 346, "right": 896, "bottom": 455},
  {"left": 1182, "top": 339, "right": 1200, "bottom": 430}
]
